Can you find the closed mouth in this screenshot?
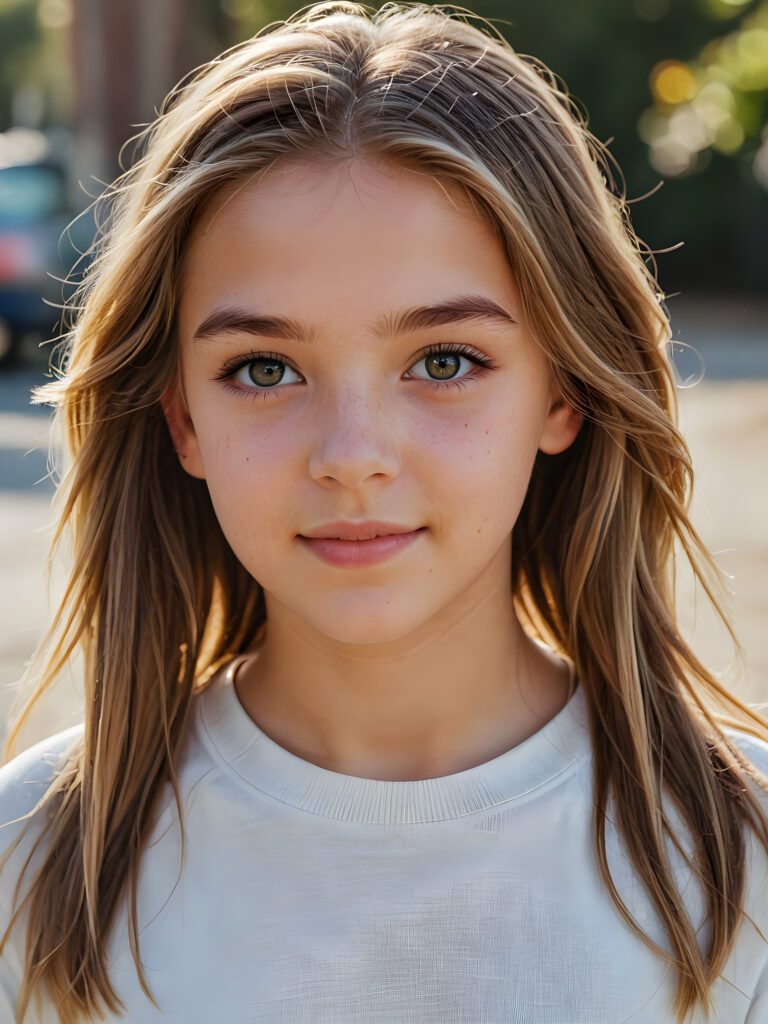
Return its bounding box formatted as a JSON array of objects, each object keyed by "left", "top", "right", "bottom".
[{"left": 299, "top": 522, "right": 425, "bottom": 542}]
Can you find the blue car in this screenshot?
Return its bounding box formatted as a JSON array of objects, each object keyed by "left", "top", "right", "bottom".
[{"left": 0, "top": 159, "right": 91, "bottom": 366}]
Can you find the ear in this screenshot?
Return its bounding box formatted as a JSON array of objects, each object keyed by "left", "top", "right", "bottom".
[
  {"left": 160, "top": 379, "right": 206, "bottom": 479},
  {"left": 538, "top": 386, "right": 584, "bottom": 455}
]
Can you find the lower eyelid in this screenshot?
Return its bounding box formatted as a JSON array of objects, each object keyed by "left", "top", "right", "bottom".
[
  {"left": 428, "top": 368, "right": 486, "bottom": 390},
  {"left": 220, "top": 381, "right": 288, "bottom": 401}
]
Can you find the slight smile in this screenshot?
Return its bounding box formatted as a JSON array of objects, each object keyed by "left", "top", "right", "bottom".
[{"left": 297, "top": 521, "right": 427, "bottom": 568}]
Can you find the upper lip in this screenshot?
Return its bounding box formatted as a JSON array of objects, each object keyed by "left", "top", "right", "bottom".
[{"left": 299, "top": 521, "right": 421, "bottom": 541}]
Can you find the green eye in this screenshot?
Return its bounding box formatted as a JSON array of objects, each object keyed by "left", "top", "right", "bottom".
[
  {"left": 234, "top": 358, "right": 301, "bottom": 389},
  {"left": 424, "top": 353, "right": 461, "bottom": 380},
  {"left": 247, "top": 360, "right": 285, "bottom": 386},
  {"left": 407, "top": 349, "right": 474, "bottom": 382}
]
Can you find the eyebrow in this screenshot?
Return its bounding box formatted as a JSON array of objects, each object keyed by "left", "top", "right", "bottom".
[{"left": 191, "top": 294, "right": 517, "bottom": 346}]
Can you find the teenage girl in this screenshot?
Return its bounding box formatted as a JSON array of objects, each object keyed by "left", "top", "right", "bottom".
[{"left": 0, "top": 3, "right": 766, "bottom": 1022}]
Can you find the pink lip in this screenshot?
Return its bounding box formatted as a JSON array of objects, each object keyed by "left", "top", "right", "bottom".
[{"left": 297, "top": 521, "right": 426, "bottom": 568}]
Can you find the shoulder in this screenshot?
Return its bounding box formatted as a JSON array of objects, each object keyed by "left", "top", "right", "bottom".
[
  {"left": 718, "top": 723, "right": 768, "bottom": 852},
  {"left": 0, "top": 728, "right": 81, "bottom": 1020},
  {"left": 0, "top": 725, "right": 83, "bottom": 904},
  {"left": 719, "top": 722, "right": 768, "bottom": 910},
  {"left": 712, "top": 722, "right": 768, "bottom": 1002},
  {"left": 0, "top": 725, "right": 83, "bottom": 829},
  {"left": 720, "top": 721, "right": 768, "bottom": 791}
]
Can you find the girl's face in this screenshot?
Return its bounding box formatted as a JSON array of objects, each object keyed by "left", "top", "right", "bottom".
[{"left": 167, "top": 157, "right": 581, "bottom": 644}]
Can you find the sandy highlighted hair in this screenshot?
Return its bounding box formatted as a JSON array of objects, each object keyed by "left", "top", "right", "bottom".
[{"left": 1, "top": 2, "right": 767, "bottom": 1020}]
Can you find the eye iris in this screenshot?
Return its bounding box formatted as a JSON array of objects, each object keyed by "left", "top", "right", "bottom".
[
  {"left": 248, "top": 360, "right": 284, "bottom": 387},
  {"left": 426, "top": 353, "right": 460, "bottom": 380}
]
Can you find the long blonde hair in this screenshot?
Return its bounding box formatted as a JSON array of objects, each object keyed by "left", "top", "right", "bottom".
[{"left": 2, "top": 3, "right": 767, "bottom": 1021}]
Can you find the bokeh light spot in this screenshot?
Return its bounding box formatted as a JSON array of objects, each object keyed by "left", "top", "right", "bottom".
[
  {"left": 37, "top": 0, "right": 71, "bottom": 30},
  {"left": 713, "top": 119, "right": 745, "bottom": 152},
  {"left": 735, "top": 28, "right": 768, "bottom": 90},
  {"left": 651, "top": 61, "right": 699, "bottom": 104},
  {"left": 650, "top": 138, "right": 697, "bottom": 176}
]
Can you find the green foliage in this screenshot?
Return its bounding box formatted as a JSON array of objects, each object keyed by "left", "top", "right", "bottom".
[{"left": 0, "top": 0, "right": 41, "bottom": 128}]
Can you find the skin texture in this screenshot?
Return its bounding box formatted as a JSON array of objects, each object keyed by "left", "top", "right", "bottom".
[{"left": 165, "top": 156, "right": 583, "bottom": 781}]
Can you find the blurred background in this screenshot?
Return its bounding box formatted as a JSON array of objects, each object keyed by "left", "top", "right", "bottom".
[{"left": 0, "top": 0, "right": 766, "bottom": 747}]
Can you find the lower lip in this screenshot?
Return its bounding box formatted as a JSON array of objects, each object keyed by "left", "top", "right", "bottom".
[{"left": 297, "top": 529, "right": 425, "bottom": 568}]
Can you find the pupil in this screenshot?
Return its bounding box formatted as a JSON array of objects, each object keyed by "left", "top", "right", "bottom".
[
  {"left": 426, "top": 353, "right": 460, "bottom": 380},
  {"left": 248, "top": 360, "right": 284, "bottom": 387}
]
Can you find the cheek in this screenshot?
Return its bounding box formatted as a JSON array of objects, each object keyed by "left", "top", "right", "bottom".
[
  {"left": 197, "top": 414, "right": 301, "bottom": 545},
  {"left": 409, "top": 399, "right": 543, "bottom": 520},
  {"left": 200, "top": 408, "right": 301, "bottom": 480}
]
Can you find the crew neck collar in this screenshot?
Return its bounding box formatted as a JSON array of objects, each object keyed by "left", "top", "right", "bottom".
[{"left": 197, "top": 657, "right": 592, "bottom": 824}]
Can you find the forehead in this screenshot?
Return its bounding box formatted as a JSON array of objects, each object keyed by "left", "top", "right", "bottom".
[
  {"left": 177, "top": 156, "right": 520, "bottom": 335},
  {"left": 186, "top": 155, "right": 487, "bottom": 242}
]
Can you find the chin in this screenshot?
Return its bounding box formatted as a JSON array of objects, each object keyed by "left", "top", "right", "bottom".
[{"left": 301, "top": 593, "right": 433, "bottom": 646}]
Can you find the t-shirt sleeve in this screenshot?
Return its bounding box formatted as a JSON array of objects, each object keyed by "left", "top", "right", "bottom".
[
  {"left": 0, "top": 924, "right": 24, "bottom": 1023},
  {"left": 723, "top": 724, "right": 768, "bottom": 1016},
  {"left": 0, "top": 725, "right": 84, "bottom": 1022},
  {"left": 746, "top": 956, "right": 768, "bottom": 1023},
  {"left": 743, "top": 840, "right": 768, "bottom": 1023}
]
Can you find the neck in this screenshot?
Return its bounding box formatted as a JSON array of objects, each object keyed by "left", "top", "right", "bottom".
[{"left": 233, "top": 572, "right": 572, "bottom": 782}]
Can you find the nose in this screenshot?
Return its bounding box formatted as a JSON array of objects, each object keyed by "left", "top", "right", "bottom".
[{"left": 308, "top": 384, "right": 401, "bottom": 489}]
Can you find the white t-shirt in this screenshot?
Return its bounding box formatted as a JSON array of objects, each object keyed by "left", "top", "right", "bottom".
[{"left": 0, "top": 670, "right": 767, "bottom": 1023}]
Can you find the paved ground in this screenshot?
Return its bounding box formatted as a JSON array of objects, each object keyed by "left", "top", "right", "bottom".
[{"left": 1, "top": 296, "right": 766, "bottom": 749}]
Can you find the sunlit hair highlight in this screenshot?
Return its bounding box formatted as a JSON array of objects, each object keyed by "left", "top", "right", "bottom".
[{"left": 2, "top": 3, "right": 767, "bottom": 1021}]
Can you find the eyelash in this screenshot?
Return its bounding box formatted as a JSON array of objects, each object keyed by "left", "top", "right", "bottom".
[{"left": 213, "top": 343, "right": 498, "bottom": 400}]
